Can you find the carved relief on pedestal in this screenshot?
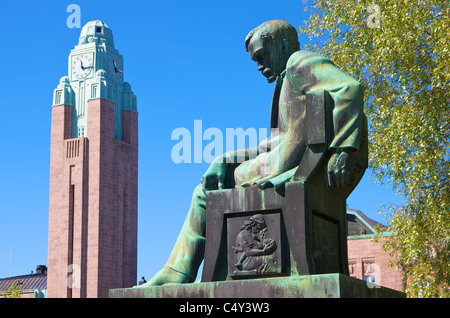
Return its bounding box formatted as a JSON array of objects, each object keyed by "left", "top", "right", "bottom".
[{"left": 227, "top": 213, "right": 282, "bottom": 279}]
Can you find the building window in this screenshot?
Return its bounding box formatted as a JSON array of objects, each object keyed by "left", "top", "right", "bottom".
[
  {"left": 55, "top": 90, "right": 62, "bottom": 105},
  {"left": 363, "top": 259, "right": 377, "bottom": 283},
  {"left": 91, "top": 84, "right": 98, "bottom": 99},
  {"left": 348, "top": 260, "right": 357, "bottom": 278},
  {"left": 78, "top": 126, "right": 85, "bottom": 137},
  {"left": 96, "top": 26, "right": 102, "bottom": 33}
]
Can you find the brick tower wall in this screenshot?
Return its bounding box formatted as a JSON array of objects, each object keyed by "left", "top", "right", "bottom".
[{"left": 47, "top": 99, "right": 137, "bottom": 298}]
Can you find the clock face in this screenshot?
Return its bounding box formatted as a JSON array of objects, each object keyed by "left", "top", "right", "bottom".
[
  {"left": 108, "top": 56, "right": 123, "bottom": 82},
  {"left": 72, "top": 53, "right": 93, "bottom": 80}
]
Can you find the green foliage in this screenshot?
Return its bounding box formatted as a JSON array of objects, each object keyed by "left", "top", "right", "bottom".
[
  {"left": 2, "top": 282, "right": 22, "bottom": 298},
  {"left": 299, "top": 0, "right": 449, "bottom": 297}
]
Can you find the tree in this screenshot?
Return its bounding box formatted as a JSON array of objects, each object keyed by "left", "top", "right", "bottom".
[
  {"left": 2, "top": 282, "right": 22, "bottom": 298},
  {"left": 298, "top": 0, "right": 449, "bottom": 297}
]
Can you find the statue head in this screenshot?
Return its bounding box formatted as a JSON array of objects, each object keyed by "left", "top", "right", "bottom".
[
  {"left": 245, "top": 20, "right": 300, "bottom": 83},
  {"left": 240, "top": 214, "right": 267, "bottom": 234}
]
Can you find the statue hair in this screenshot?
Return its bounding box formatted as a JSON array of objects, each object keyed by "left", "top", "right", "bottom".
[{"left": 245, "top": 20, "right": 300, "bottom": 52}]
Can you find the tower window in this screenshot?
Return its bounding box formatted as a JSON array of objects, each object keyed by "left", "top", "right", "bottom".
[
  {"left": 78, "top": 127, "right": 85, "bottom": 137},
  {"left": 96, "top": 26, "right": 102, "bottom": 33}
]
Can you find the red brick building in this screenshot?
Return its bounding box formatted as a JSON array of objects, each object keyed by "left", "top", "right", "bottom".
[
  {"left": 47, "top": 21, "right": 138, "bottom": 298},
  {"left": 347, "top": 209, "right": 405, "bottom": 292}
]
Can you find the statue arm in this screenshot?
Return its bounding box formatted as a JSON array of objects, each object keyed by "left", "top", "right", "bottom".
[
  {"left": 202, "top": 133, "right": 282, "bottom": 191},
  {"left": 288, "top": 51, "right": 364, "bottom": 152},
  {"left": 221, "top": 131, "right": 281, "bottom": 164},
  {"left": 287, "top": 51, "right": 365, "bottom": 187},
  {"left": 241, "top": 129, "right": 303, "bottom": 189}
]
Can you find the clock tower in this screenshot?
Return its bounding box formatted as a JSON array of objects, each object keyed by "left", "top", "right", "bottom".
[{"left": 47, "top": 20, "right": 138, "bottom": 298}]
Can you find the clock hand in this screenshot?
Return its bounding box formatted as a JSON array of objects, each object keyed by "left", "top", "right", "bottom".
[{"left": 113, "top": 59, "right": 123, "bottom": 74}]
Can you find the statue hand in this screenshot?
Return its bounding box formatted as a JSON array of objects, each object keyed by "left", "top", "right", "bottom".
[
  {"left": 201, "top": 156, "right": 227, "bottom": 192},
  {"left": 327, "top": 149, "right": 353, "bottom": 188},
  {"left": 262, "top": 240, "right": 276, "bottom": 254},
  {"left": 232, "top": 246, "right": 243, "bottom": 253},
  {"left": 241, "top": 174, "right": 275, "bottom": 189}
]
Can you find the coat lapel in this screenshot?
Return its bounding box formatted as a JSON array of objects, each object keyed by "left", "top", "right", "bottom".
[{"left": 269, "top": 70, "right": 286, "bottom": 129}]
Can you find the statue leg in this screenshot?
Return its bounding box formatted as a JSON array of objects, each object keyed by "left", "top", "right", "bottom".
[{"left": 140, "top": 184, "right": 206, "bottom": 286}]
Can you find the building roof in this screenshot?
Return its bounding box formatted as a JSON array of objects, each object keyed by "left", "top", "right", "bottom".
[
  {"left": 347, "top": 208, "right": 388, "bottom": 238},
  {"left": 0, "top": 266, "right": 47, "bottom": 293},
  {"left": 0, "top": 274, "right": 47, "bottom": 293}
]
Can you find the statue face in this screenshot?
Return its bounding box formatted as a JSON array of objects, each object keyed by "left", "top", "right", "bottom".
[
  {"left": 249, "top": 215, "right": 267, "bottom": 233},
  {"left": 247, "top": 32, "right": 287, "bottom": 83}
]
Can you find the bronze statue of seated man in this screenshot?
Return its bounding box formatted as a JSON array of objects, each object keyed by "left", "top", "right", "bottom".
[{"left": 140, "top": 20, "right": 365, "bottom": 286}]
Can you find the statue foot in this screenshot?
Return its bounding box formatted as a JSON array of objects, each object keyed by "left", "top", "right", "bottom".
[{"left": 136, "top": 266, "right": 192, "bottom": 287}]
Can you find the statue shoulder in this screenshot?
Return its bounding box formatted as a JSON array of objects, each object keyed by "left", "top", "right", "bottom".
[{"left": 286, "top": 50, "right": 333, "bottom": 75}]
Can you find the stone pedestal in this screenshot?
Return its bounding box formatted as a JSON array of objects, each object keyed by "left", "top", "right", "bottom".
[{"left": 109, "top": 274, "right": 405, "bottom": 298}]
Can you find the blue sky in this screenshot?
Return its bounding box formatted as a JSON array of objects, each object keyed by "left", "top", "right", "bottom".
[{"left": 0, "top": 0, "right": 402, "bottom": 282}]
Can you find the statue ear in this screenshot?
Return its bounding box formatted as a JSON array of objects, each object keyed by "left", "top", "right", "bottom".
[{"left": 282, "top": 39, "right": 289, "bottom": 52}]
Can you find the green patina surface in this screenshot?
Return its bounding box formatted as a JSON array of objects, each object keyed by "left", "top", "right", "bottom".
[
  {"left": 52, "top": 20, "right": 137, "bottom": 140},
  {"left": 110, "top": 274, "right": 405, "bottom": 298}
]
